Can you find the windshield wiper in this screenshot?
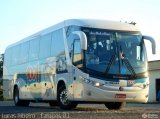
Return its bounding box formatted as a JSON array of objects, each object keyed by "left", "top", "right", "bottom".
[
  {"left": 105, "top": 52, "right": 116, "bottom": 74},
  {"left": 123, "top": 58, "right": 137, "bottom": 78},
  {"left": 120, "top": 46, "right": 137, "bottom": 79}
]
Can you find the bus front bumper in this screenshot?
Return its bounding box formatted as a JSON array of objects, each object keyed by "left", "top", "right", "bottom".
[{"left": 73, "top": 83, "right": 149, "bottom": 103}]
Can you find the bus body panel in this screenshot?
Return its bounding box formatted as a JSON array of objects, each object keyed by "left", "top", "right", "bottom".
[{"left": 3, "top": 19, "right": 151, "bottom": 105}]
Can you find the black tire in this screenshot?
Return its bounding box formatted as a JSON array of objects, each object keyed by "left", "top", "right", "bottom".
[
  {"left": 49, "top": 101, "right": 58, "bottom": 107},
  {"left": 13, "top": 87, "right": 30, "bottom": 107},
  {"left": 57, "top": 85, "right": 77, "bottom": 110},
  {"left": 104, "top": 102, "right": 125, "bottom": 110}
]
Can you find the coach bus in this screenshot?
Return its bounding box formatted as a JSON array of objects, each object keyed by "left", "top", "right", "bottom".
[{"left": 3, "top": 19, "right": 156, "bottom": 110}]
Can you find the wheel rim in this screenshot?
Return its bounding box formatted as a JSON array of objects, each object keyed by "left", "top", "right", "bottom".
[{"left": 60, "top": 89, "right": 69, "bottom": 105}]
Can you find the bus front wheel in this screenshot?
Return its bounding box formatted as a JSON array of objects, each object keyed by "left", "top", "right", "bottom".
[
  {"left": 104, "top": 102, "right": 125, "bottom": 110},
  {"left": 57, "top": 85, "right": 77, "bottom": 110}
]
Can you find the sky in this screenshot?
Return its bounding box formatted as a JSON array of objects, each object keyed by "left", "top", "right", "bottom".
[{"left": 0, "top": 0, "right": 160, "bottom": 61}]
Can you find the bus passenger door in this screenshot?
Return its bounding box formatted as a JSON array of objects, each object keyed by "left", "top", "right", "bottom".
[{"left": 72, "top": 39, "right": 86, "bottom": 100}]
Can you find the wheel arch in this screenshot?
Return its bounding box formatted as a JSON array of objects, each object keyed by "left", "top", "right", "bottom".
[
  {"left": 56, "top": 79, "right": 77, "bottom": 110},
  {"left": 57, "top": 80, "right": 66, "bottom": 91},
  {"left": 13, "top": 84, "right": 18, "bottom": 98}
]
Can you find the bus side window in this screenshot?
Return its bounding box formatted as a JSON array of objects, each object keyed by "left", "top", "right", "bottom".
[
  {"left": 20, "top": 42, "right": 29, "bottom": 63},
  {"left": 72, "top": 39, "right": 82, "bottom": 68},
  {"left": 29, "top": 37, "right": 40, "bottom": 61},
  {"left": 39, "top": 33, "right": 51, "bottom": 59}
]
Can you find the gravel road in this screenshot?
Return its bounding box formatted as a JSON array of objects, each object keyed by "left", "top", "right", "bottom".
[{"left": 0, "top": 101, "right": 160, "bottom": 119}]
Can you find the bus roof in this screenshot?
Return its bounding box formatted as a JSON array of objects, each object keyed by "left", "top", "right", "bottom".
[
  {"left": 64, "top": 19, "right": 139, "bottom": 31},
  {"left": 6, "top": 19, "right": 139, "bottom": 50}
]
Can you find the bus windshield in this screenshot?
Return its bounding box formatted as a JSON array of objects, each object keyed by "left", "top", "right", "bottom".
[{"left": 83, "top": 28, "right": 147, "bottom": 79}]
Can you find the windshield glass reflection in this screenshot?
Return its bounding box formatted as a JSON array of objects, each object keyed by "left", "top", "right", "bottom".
[{"left": 83, "top": 28, "right": 147, "bottom": 77}]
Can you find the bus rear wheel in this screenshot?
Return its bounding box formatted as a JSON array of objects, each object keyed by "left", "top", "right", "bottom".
[
  {"left": 104, "top": 102, "right": 125, "bottom": 110},
  {"left": 13, "top": 87, "right": 30, "bottom": 107},
  {"left": 57, "top": 85, "right": 77, "bottom": 110}
]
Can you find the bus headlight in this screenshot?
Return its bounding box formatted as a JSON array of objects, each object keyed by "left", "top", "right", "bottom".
[
  {"left": 79, "top": 76, "right": 103, "bottom": 87},
  {"left": 90, "top": 81, "right": 103, "bottom": 87},
  {"left": 94, "top": 82, "right": 100, "bottom": 87},
  {"left": 144, "top": 72, "right": 148, "bottom": 77}
]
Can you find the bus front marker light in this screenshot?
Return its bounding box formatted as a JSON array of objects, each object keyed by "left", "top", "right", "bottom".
[
  {"left": 138, "top": 82, "right": 149, "bottom": 89},
  {"left": 85, "top": 79, "right": 90, "bottom": 84},
  {"left": 143, "top": 83, "right": 149, "bottom": 89},
  {"left": 145, "top": 94, "right": 149, "bottom": 98},
  {"left": 143, "top": 84, "right": 146, "bottom": 89}
]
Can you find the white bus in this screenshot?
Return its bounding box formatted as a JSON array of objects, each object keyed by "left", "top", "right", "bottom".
[{"left": 3, "top": 19, "right": 156, "bottom": 110}]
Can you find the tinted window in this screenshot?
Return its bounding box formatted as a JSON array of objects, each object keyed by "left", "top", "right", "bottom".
[
  {"left": 84, "top": 28, "right": 118, "bottom": 74},
  {"left": 12, "top": 45, "right": 20, "bottom": 65},
  {"left": 4, "top": 48, "right": 12, "bottom": 66},
  {"left": 20, "top": 42, "right": 29, "bottom": 63},
  {"left": 73, "top": 39, "right": 82, "bottom": 68},
  {"left": 51, "top": 29, "right": 64, "bottom": 56},
  {"left": 66, "top": 26, "right": 81, "bottom": 56},
  {"left": 39, "top": 33, "right": 52, "bottom": 59},
  {"left": 29, "top": 37, "right": 40, "bottom": 61}
]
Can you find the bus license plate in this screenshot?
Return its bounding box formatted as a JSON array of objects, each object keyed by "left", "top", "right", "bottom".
[{"left": 115, "top": 94, "right": 126, "bottom": 99}]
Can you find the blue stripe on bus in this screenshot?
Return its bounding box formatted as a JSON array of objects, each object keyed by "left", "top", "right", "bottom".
[{"left": 57, "top": 70, "right": 68, "bottom": 74}]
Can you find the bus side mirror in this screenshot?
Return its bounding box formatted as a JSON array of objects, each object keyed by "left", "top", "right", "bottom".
[
  {"left": 143, "top": 35, "right": 156, "bottom": 54},
  {"left": 72, "top": 31, "right": 87, "bottom": 50}
]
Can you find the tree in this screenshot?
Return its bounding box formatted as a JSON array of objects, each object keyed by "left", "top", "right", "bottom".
[
  {"left": 0, "top": 54, "right": 4, "bottom": 78},
  {"left": 0, "top": 54, "right": 4, "bottom": 100}
]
